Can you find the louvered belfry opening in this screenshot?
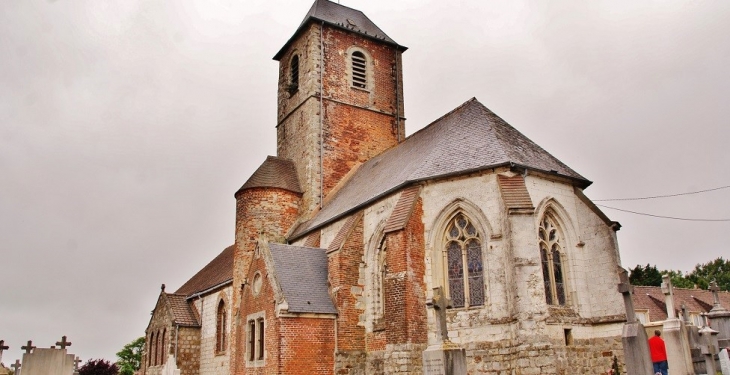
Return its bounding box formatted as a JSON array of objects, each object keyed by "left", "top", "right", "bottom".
[
  {"left": 290, "top": 55, "right": 299, "bottom": 91},
  {"left": 351, "top": 51, "right": 367, "bottom": 88}
]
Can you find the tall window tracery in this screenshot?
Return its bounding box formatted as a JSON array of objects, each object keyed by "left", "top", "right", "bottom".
[
  {"left": 539, "top": 213, "right": 566, "bottom": 305},
  {"left": 444, "top": 213, "right": 484, "bottom": 308},
  {"left": 373, "top": 237, "right": 387, "bottom": 320},
  {"left": 216, "top": 300, "right": 227, "bottom": 353}
]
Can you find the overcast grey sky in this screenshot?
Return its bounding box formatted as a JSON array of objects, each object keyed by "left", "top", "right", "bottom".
[{"left": 1, "top": 0, "right": 728, "bottom": 365}]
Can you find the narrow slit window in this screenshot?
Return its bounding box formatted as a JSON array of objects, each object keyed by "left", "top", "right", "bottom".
[
  {"left": 257, "top": 318, "right": 265, "bottom": 360},
  {"left": 248, "top": 320, "right": 256, "bottom": 361},
  {"left": 216, "top": 300, "right": 226, "bottom": 353},
  {"left": 351, "top": 51, "right": 367, "bottom": 89}
]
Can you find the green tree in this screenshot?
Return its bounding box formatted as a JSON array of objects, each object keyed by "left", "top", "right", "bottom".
[
  {"left": 116, "top": 336, "right": 145, "bottom": 375},
  {"left": 686, "top": 257, "right": 730, "bottom": 291},
  {"left": 628, "top": 264, "right": 662, "bottom": 286},
  {"left": 79, "top": 359, "right": 118, "bottom": 375}
]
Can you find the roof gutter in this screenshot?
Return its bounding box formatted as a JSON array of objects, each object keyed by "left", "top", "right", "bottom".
[{"left": 184, "top": 280, "right": 233, "bottom": 301}]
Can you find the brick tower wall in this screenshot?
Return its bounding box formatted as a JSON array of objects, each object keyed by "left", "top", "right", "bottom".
[
  {"left": 230, "top": 187, "right": 300, "bottom": 375},
  {"left": 276, "top": 23, "right": 405, "bottom": 215}
]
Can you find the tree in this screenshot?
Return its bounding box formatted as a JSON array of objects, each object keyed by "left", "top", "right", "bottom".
[
  {"left": 661, "top": 269, "right": 694, "bottom": 289},
  {"left": 79, "top": 359, "right": 118, "bottom": 375},
  {"left": 686, "top": 257, "right": 730, "bottom": 291},
  {"left": 116, "top": 336, "right": 145, "bottom": 375},
  {"left": 628, "top": 264, "right": 662, "bottom": 286}
]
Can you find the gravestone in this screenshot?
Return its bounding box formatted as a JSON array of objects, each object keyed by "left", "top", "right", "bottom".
[
  {"left": 661, "top": 275, "right": 695, "bottom": 375},
  {"left": 617, "top": 269, "right": 654, "bottom": 375},
  {"left": 422, "top": 287, "right": 467, "bottom": 375},
  {"left": 0, "top": 340, "right": 8, "bottom": 366},
  {"left": 719, "top": 348, "right": 730, "bottom": 375},
  {"left": 698, "top": 326, "right": 719, "bottom": 375},
  {"left": 21, "top": 336, "right": 76, "bottom": 375},
  {"left": 708, "top": 281, "right": 730, "bottom": 349},
  {"left": 160, "top": 354, "right": 180, "bottom": 375},
  {"left": 10, "top": 360, "right": 20, "bottom": 375}
]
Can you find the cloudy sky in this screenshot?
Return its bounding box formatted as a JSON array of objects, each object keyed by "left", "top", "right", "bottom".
[{"left": 1, "top": 0, "right": 728, "bottom": 365}]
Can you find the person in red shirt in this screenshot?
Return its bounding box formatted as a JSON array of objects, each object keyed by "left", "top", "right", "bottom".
[{"left": 648, "top": 330, "right": 668, "bottom": 375}]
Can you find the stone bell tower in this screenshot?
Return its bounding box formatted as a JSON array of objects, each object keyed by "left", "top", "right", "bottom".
[{"left": 273, "top": 0, "right": 407, "bottom": 216}]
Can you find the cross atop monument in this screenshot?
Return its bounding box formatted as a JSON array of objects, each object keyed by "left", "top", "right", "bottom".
[
  {"left": 11, "top": 359, "right": 21, "bottom": 373},
  {"left": 0, "top": 340, "right": 8, "bottom": 365},
  {"left": 426, "top": 286, "right": 452, "bottom": 343},
  {"left": 617, "top": 268, "right": 637, "bottom": 323},
  {"left": 21, "top": 340, "right": 35, "bottom": 354},
  {"left": 74, "top": 356, "right": 83, "bottom": 370},
  {"left": 710, "top": 280, "right": 721, "bottom": 306},
  {"left": 661, "top": 274, "right": 676, "bottom": 319},
  {"left": 56, "top": 336, "right": 72, "bottom": 349}
]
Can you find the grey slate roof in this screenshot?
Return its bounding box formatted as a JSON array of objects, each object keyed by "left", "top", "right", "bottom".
[
  {"left": 268, "top": 243, "right": 337, "bottom": 315},
  {"left": 274, "top": 0, "right": 406, "bottom": 61},
  {"left": 291, "top": 98, "right": 589, "bottom": 239},
  {"left": 236, "top": 156, "right": 302, "bottom": 195}
]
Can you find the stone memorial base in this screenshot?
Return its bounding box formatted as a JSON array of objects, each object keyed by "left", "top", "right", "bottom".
[
  {"left": 422, "top": 342, "right": 467, "bottom": 375},
  {"left": 621, "top": 322, "right": 654, "bottom": 375}
]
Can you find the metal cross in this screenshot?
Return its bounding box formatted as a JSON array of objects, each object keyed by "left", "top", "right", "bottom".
[
  {"left": 20, "top": 341, "right": 35, "bottom": 354},
  {"left": 617, "top": 268, "right": 637, "bottom": 323},
  {"left": 0, "top": 340, "right": 8, "bottom": 365},
  {"left": 74, "top": 356, "right": 82, "bottom": 370},
  {"left": 55, "top": 336, "right": 72, "bottom": 349},
  {"left": 426, "top": 286, "right": 452, "bottom": 343},
  {"left": 709, "top": 280, "right": 721, "bottom": 306},
  {"left": 11, "top": 359, "right": 21, "bottom": 373}
]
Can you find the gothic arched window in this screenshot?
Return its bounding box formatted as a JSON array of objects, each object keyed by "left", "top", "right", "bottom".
[
  {"left": 351, "top": 51, "right": 367, "bottom": 89},
  {"left": 216, "top": 300, "right": 227, "bottom": 353},
  {"left": 444, "top": 213, "right": 484, "bottom": 308},
  {"left": 539, "top": 213, "right": 566, "bottom": 305}
]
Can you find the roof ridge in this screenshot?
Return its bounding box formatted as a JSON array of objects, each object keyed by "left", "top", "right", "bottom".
[{"left": 403, "top": 97, "right": 479, "bottom": 142}]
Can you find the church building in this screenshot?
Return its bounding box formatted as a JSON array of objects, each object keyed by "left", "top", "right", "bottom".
[{"left": 142, "top": 1, "right": 628, "bottom": 374}]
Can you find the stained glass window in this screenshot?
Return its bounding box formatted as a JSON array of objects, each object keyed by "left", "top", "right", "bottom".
[
  {"left": 538, "top": 214, "right": 567, "bottom": 305},
  {"left": 444, "top": 213, "right": 484, "bottom": 308}
]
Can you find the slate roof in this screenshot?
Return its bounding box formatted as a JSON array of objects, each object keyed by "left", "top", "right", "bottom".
[
  {"left": 290, "top": 98, "right": 589, "bottom": 240},
  {"left": 166, "top": 294, "right": 200, "bottom": 327},
  {"left": 273, "top": 0, "right": 406, "bottom": 61},
  {"left": 632, "top": 286, "right": 730, "bottom": 323},
  {"left": 268, "top": 243, "right": 337, "bottom": 314},
  {"left": 236, "top": 156, "right": 302, "bottom": 195},
  {"left": 175, "top": 245, "right": 234, "bottom": 297}
]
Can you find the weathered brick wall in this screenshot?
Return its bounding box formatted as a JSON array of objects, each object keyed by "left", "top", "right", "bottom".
[
  {"left": 177, "top": 327, "right": 201, "bottom": 375},
  {"left": 192, "top": 287, "right": 232, "bottom": 375},
  {"left": 143, "top": 296, "right": 200, "bottom": 375},
  {"left": 239, "top": 244, "right": 279, "bottom": 375},
  {"left": 231, "top": 187, "right": 300, "bottom": 375},
  {"left": 276, "top": 23, "right": 405, "bottom": 215},
  {"left": 143, "top": 296, "right": 174, "bottom": 375},
  {"left": 328, "top": 214, "right": 367, "bottom": 373},
  {"left": 279, "top": 318, "right": 335, "bottom": 375}
]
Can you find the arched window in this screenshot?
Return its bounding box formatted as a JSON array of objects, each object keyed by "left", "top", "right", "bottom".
[
  {"left": 216, "top": 300, "right": 227, "bottom": 353},
  {"left": 160, "top": 329, "right": 166, "bottom": 363},
  {"left": 444, "top": 213, "right": 484, "bottom": 308},
  {"left": 351, "top": 51, "right": 367, "bottom": 89},
  {"left": 156, "top": 330, "right": 162, "bottom": 366},
  {"left": 289, "top": 55, "right": 299, "bottom": 93},
  {"left": 539, "top": 213, "right": 566, "bottom": 305},
  {"left": 148, "top": 332, "right": 154, "bottom": 367}
]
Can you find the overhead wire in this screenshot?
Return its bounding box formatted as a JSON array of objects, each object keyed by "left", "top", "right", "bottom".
[
  {"left": 596, "top": 204, "right": 730, "bottom": 222},
  {"left": 593, "top": 185, "right": 730, "bottom": 201}
]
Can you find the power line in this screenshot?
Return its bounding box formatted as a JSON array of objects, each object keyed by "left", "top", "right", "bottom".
[
  {"left": 593, "top": 185, "right": 730, "bottom": 202},
  {"left": 596, "top": 204, "right": 730, "bottom": 222}
]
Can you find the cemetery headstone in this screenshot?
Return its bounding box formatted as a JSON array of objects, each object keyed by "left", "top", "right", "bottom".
[
  {"left": 422, "top": 287, "right": 467, "bottom": 375},
  {"left": 719, "top": 348, "right": 730, "bottom": 375},
  {"left": 698, "top": 326, "right": 719, "bottom": 375},
  {"left": 617, "top": 269, "right": 654, "bottom": 375},
  {"left": 661, "top": 275, "right": 696, "bottom": 375},
  {"left": 10, "top": 360, "right": 20, "bottom": 375},
  {"left": 20, "top": 342, "right": 34, "bottom": 355},
  {"left": 708, "top": 280, "right": 730, "bottom": 348},
  {"left": 0, "top": 340, "right": 8, "bottom": 366}
]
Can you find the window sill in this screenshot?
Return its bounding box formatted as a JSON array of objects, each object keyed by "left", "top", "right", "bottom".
[{"left": 350, "top": 85, "right": 370, "bottom": 93}]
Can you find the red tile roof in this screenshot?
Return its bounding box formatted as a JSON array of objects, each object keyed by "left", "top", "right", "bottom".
[
  {"left": 236, "top": 156, "right": 302, "bottom": 195},
  {"left": 632, "top": 285, "right": 730, "bottom": 323},
  {"left": 165, "top": 294, "right": 200, "bottom": 327},
  {"left": 175, "top": 245, "right": 234, "bottom": 297}
]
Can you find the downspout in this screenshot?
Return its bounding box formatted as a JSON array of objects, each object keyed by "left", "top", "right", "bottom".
[
  {"left": 394, "top": 48, "right": 401, "bottom": 143},
  {"left": 174, "top": 324, "right": 179, "bottom": 366},
  {"left": 320, "top": 21, "right": 325, "bottom": 208},
  {"left": 333, "top": 317, "right": 338, "bottom": 373}
]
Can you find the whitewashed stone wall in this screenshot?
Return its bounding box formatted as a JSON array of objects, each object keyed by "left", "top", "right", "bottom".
[{"left": 191, "top": 286, "right": 232, "bottom": 375}]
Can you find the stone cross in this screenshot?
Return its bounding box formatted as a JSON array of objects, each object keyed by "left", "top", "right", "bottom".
[
  {"left": 55, "top": 336, "right": 72, "bottom": 349},
  {"left": 20, "top": 341, "right": 35, "bottom": 354},
  {"left": 0, "top": 340, "right": 8, "bottom": 365},
  {"left": 617, "top": 269, "right": 637, "bottom": 323},
  {"left": 680, "top": 303, "right": 690, "bottom": 324},
  {"left": 661, "top": 275, "right": 676, "bottom": 319},
  {"left": 426, "top": 286, "right": 452, "bottom": 343},
  {"left": 710, "top": 280, "right": 721, "bottom": 306},
  {"left": 11, "top": 359, "right": 21, "bottom": 374},
  {"left": 74, "top": 356, "right": 82, "bottom": 370}
]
